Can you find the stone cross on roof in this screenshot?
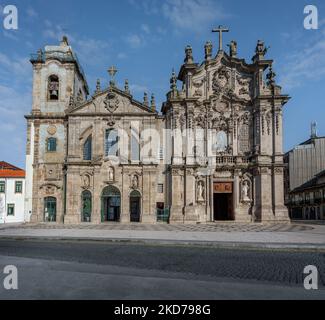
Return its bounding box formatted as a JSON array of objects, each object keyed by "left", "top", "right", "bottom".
[
  {"left": 108, "top": 66, "right": 118, "bottom": 86},
  {"left": 212, "top": 25, "right": 229, "bottom": 52}
]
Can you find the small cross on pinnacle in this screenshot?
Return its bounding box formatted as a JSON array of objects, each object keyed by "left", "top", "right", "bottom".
[
  {"left": 108, "top": 66, "right": 118, "bottom": 86},
  {"left": 212, "top": 25, "right": 229, "bottom": 52}
]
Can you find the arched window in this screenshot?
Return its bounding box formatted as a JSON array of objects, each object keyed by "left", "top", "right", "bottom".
[
  {"left": 47, "top": 137, "right": 57, "bottom": 152},
  {"left": 48, "top": 75, "right": 59, "bottom": 101},
  {"left": 105, "top": 129, "right": 118, "bottom": 156},
  {"left": 83, "top": 136, "right": 92, "bottom": 160}
]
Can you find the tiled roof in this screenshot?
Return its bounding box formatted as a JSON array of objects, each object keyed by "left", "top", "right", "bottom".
[{"left": 0, "top": 161, "right": 25, "bottom": 178}]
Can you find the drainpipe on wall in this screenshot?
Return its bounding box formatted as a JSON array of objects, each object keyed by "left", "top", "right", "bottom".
[{"left": 4, "top": 178, "right": 7, "bottom": 224}]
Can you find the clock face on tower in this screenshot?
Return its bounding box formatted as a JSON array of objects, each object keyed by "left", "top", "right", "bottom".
[{"left": 215, "top": 131, "right": 228, "bottom": 153}]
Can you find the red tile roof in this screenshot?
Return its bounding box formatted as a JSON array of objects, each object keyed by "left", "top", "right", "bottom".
[{"left": 0, "top": 161, "right": 25, "bottom": 178}]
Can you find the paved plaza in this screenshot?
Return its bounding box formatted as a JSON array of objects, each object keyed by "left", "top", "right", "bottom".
[{"left": 0, "top": 222, "right": 324, "bottom": 249}]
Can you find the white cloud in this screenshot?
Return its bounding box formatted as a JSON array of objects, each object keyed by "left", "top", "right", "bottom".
[
  {"left": 125, "top": 34, "right": 144, "bottom": 48},
  {"left": 279, "top": 31, "right": 325, "bottom": 90},
  {"left": 74, "top": 38, "right": 110, "bottom": 65},
  {"left": 141, "top": 24, "right": 150, "bottom": 34},
  {"left": 26, "top": 7, "right": 38, "bottom": 19},
  {"left": 128, "top": 0, "right": 160, "bottom": 15},
  {"left": 42, "top": 20, "right": 110, "bottom": 66},
  {"left": 117, "top": 52, "right": 127, "bottom": 59},
  {"left": 130, "top": 84, "right": 149, "bottom": 94},
  {"left": 162, "top": 0, "right": 228, "bottom": 33},
  {"left": 0, "top": 52, "right": 30, "bottom": 80}
]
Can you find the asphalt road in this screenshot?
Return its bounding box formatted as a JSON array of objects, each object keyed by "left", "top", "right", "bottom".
[{"left": 0, "top": 240, "right": 324, "bottom": 300}]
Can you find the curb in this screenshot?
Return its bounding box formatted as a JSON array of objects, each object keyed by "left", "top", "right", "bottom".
[{"left": 0, "top": 235, "right": 325, "bottom": 251}]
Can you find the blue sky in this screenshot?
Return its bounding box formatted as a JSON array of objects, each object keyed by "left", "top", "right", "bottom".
[{"left": 0, "top": 0, "right": 325, "bottom": 168}]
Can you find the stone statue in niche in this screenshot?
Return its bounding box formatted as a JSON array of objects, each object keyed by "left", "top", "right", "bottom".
[
  {"left": 108, "top": 167, "right": 114, "bottom": 182},
  {"left": 132, "top": 175, "right": 138, "bottom": 189},
  {"left": 82, "top": 174, "right": 90, "bottom": 189},
  {"left": 241, "top": 180, "right": 251, "bottom": 202},
  {"left": 197, "top": 181, "right": 205, "bottom": 202}
]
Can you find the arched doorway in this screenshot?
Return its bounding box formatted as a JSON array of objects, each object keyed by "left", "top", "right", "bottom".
[
  {"left": 101, "top": 186, "right": 121, "bottom": 222},
  {"left": 44, "top": 197, "right": 56, "bottom": 222},
  {"left": 130, "top": 190, "right": 141, "bottom": 222},
  {"left": 81, "top": 190, "right": 92, "bottom": 222}
]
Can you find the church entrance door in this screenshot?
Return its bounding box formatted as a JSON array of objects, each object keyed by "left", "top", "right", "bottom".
[
  {"left": 101, "top": 186, "right": 121, "bottom": 222},
  {"left": 130, "top": 190, "right": 141, "bottom": 222},
  {"left": 213, "top": 182, "right": 234, "bottom": 221}
]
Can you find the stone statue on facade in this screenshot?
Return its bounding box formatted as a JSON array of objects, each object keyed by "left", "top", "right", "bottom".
[
  {"left": 228, "top": 40, "right": 237, "bottom": 58},
  {"left": 184, "top": 45, "right": 194, "bottom": 64},
  {"left": 241, "top": 180, "right": 251, "bottom": 202},
  {"left": 205, "top": 41, "right": 213, "bottom": 60},
  {"left": 108, "top": 167, "right": 114, "bottom": 182},
  {"left": 197, "top": 181, "right": 205, "bottom": 202},
  {"left": 132, "top": 175, "right": 138, "bottom": 189}
]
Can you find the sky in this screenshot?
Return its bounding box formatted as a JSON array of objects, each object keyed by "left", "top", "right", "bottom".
[{"left": 0, "top": 0, "right": 325, "bottom": 168}]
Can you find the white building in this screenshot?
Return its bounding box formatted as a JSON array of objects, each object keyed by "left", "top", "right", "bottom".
[{"left": 0, "top": 161, "right": 25, "bottom": 224}]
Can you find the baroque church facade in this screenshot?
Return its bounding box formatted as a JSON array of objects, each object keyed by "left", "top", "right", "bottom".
[{"left": 25, "top": 31, "right": 290, "bottom": 224}]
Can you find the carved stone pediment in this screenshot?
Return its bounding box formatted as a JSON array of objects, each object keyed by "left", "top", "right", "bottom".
[
  {"left": 104, "top": 89, "right": 120, "bottom": 113},
  {"left": 39, "top": 183, "right": 61, "bottom": 195}
]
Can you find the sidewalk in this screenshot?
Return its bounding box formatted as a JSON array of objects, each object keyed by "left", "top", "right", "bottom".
[{"left": 0, "top": 223, "right": 324, "bottom": 250}]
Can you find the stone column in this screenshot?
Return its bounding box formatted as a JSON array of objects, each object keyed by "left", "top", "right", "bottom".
[
  {"left": 120, "top": 168, "right": 130, "bottom": 223},
  {"left": 142, "top": 168, "right": 157, "bottom": 223},
  {"left": 92, "top": 167, "right": 102, "bottom": 224},
  {"left": 64, "top": 166, "right": 81, "bottom": 224},
  {"left": 273, "top": 167, "right": 290, "bottom": 222},
  {"left": 169, "top": 168, "right": 184, "bottom": 223},
  {"left": 253, "top": 167, "right": 274, "bottom": 222}
]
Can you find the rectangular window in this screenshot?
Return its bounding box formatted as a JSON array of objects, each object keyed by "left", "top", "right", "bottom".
[
  {"left": 15, "top": 181, "right": 23, "bottom": 193},
  {"left": 105, "top": 129, "right": 118, "bottom": 157},
  {"left": 0, "top": 181, "right": 5, "bottom": 193},
  {"left": 131, "top": 129, "right": 140, "bottom": 162},
  {"left": 47, "top": 137, "right": 57, "bottom": 152},
  {"left": 7, "top": 204, "right": 15, "bottom": 216},
  {"left": 157, "top": 183, "right": 164, "bottom": 194}
]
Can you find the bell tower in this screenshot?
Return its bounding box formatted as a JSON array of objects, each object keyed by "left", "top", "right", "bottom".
[{"left": 25, "top": 36, "right": 89, "bottom": 223}]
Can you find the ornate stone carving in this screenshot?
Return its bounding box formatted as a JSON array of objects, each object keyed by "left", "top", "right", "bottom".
[
  {"left": 212, "top": 66, "right": 230, "bottom": 98},
  {"left": 40, "top": 183, "right": 61, "bottom": 195},
  {"left": 212, "top": 100, "right": 229, "bottom": 113},
  {"left": 104, "top": 89, "right": 120, "bottom": 113},
  {"left": 237, "top": 75, "right": 252, "bottom": 98},
  {"left": 274, "top": 167, "right": 283, "bottom": 175},
  {"left": 195, "top": 114, "right": 206, "bottom": 129},
  {"left": 76, "top": 90, "right": 84, "bottom": 105},
  {"left": 214, "top": 170, "right": 233, "bottom": 178},
  {"left": 47, "top": 125, "right": 57, "bottom": 136}
]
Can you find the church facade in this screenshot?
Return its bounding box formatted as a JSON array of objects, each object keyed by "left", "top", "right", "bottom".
[{"left": 25, "top": 32, "right": 290, "bottom": 224}]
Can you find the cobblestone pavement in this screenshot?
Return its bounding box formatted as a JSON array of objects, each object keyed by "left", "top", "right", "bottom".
[
  {"left": 13, "top": 222, "right": 314, "bottom": 233},
  {"left": 0, "top": 240, "right": 324, "bottom": 289}
]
